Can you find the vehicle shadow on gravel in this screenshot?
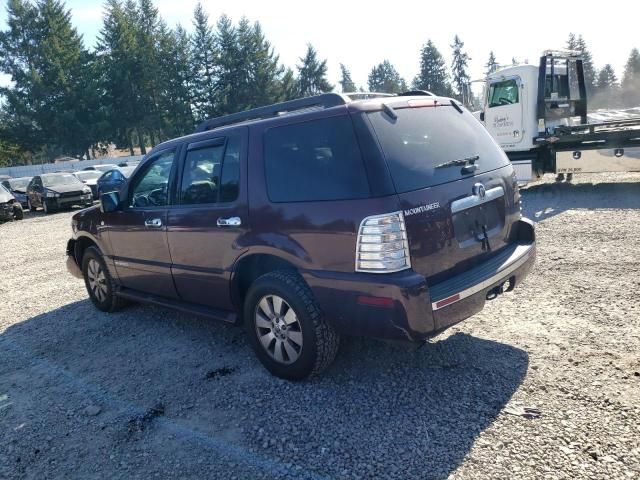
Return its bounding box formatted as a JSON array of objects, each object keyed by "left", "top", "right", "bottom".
[
  {"left": 2, "top": 300, "right": 529, "bottom": 479},
  {"left": 520, "top": 181, "right": 640, "bottom": 222}
]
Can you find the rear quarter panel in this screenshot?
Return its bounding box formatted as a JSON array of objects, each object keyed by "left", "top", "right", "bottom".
[{"left": 245, "top": 122, "right": 400, "bottom": 271}]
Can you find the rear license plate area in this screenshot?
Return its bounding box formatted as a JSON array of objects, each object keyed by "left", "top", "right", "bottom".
[{"left": 452, "top": 200, "right": 503, "bottom": 248}]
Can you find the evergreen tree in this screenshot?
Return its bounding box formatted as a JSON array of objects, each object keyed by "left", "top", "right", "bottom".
[
  {"left": 134, "top": 0, "right": 166, "bottom": 147},
  {"left": 575, "top": 35, "right": 596, "bottom": 94},
  {"left": 97, "top": 0, "right": 145, "bottom": 154},
  {"left": 567, "top": 33, "right": 596, "bottom": 94},
  {"left": 485, "top": 51, "right": 499, "bottom": 76},
  {"left": 621, "top": 48, "right": 640, "bottom": 106},
  {"left": 367, "top": 60, "right": 407, "bottom": 94},
  {"left": 190, "top": 2, "right": 217, "bottom": 122},
  {"left": 0, "top": 0, "right": 100, "bottom": 159},
  {"left": 451, "top": 35, "right": 471, "bottom": 103},
  {"left": 339, "top": 64, "right": 356, "bottom": 92},
  {"left": 211, "top": 16, "right": 283, "bottom": 115},
  {"left": 280, "top": 67, "right": 298, "bottom": 100},
  {"left": 413, "top": 40, "right": 453, "bottom": 96},
  {"left": 591, "top": 64, "right": 620, "bottom": 109},
  {"left": 158, "top": 25, "right": 194, "bottom": 136},
  {"left": 296, "top": 44, "right": 333, "bottom": 96},
  {"left": 596, "top": 64, "right": 618, "bottom": 90}
]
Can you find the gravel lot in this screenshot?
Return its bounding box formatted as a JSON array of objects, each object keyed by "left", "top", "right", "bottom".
[{"left": 1, "top": 172, "right": 639, "bottom": 479}]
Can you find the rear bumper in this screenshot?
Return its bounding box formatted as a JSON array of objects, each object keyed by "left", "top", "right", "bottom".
[{"left": 305, "top": 218, "right": 536, "bottom": 342}]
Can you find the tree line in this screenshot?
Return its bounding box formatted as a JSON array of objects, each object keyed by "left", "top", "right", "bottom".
[{"left": 0, "top": 0, "right": 639, "bottom": 166}]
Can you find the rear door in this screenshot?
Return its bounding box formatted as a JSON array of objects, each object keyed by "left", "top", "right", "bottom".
[
  {"left": 105, "top": 148, "right": 179, "bottom": 298},
  {"left": 366, "top": 103, "right": 522, "bottom": 284},
  {"left": 166, "top": 128, "right": 248, "bottom": 310},
  {"left": 484, "top": 77, "right": 524, "bottom": 146}
]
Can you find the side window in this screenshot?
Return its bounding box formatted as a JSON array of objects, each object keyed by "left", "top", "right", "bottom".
[
  {"left": 101, "top": 172, "right": 113, "bottom": 182},
  {"left": 488, "top": 79, "right": 519, "bottom": 108},
  {"left": 180, "top": 135, "right": 241, "bottom": 205},
  {"left": 264, "top": 116, "right": 370, "bottom": 202},
  {"left": 129, "top": 150, "right": 175, "bottom": 208}
]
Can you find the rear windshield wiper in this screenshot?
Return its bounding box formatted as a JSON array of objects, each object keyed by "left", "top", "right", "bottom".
[{"left": 435, "top": 154, "right": 480, "bottom": 169}]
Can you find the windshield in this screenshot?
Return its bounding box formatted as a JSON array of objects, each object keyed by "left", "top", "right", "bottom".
[
  {"left": 94, "top": 164, "right": 116, "bottom": 172},
  {"left": 74, "top": 171, "right": 101, "bottom": 181},
  {"left": 368, "top": 105, "right": 509, "bottom": 192},
  {"left": 42, "top": 174, "right": 85, "bottom": 188},
  {"left": 7, "top": 177, "right": 30, "bottom": 190}
]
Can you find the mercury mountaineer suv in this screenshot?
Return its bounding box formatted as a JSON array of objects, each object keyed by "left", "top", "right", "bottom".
[{"left": 66, "top": 92, "right": 536, "bottom": 380}]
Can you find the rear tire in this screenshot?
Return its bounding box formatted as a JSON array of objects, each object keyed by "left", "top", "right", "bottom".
[
  {"left": 81, "top": 246, "right": 126, "bottom": 312},
  {"left": 244, "top": 271, "right": 340, "bottom": 380}
]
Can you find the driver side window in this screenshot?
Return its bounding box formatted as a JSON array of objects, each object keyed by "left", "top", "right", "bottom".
[
  {"left": 129, "top": 150, "right": 175, "bottom": 208},
  {"left": 488, "top": 79, "right": 519, "bottom": 108}
]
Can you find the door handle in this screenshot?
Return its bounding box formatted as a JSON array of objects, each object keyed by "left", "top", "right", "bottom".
[
  {"left": 144, "top": 218, "right": 162, "bottom": 228},
  {"left": 217, "top": 216, "right": 242, "bottom": 227}
]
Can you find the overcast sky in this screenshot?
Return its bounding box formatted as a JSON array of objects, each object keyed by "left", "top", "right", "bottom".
[{"left": 0, "top": 0, "right": 637, "bottom": 90}]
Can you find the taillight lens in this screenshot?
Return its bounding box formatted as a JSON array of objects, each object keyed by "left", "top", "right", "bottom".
[{"left": 355, "top": 211, "right": 411, "bottom": 273}]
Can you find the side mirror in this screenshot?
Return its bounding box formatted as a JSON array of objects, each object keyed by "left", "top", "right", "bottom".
[
  {"left": 100, "top": 191, "right": 121, "bottom": 213},
  {"left": 480, "top": 112, "right": 485, "bottom": 122}
]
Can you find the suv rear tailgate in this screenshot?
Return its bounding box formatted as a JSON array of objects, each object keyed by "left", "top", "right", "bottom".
[{"left": 367, "top": 102, "right": 522, "bottom": 284}]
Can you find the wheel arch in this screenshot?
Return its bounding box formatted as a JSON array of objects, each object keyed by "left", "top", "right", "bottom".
[
  {"left": 72, "top": 234, "right": 102, "bottom": 267},
  {"left": 231, "top": 252, "right": 300, "bottom": 314}
]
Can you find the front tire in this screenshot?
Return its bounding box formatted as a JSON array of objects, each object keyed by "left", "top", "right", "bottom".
[
  {"left": 13, "top": 203, "right": 23, "bottom": 220},
  {"left": 244, "top": 271, "right": 340, "bottom": 380},
  {"left": 81, "top": 246, "right": 125, "bottom": 312},
  {"left": 42, "top": 199, "right": 51, "bottom": 214}
]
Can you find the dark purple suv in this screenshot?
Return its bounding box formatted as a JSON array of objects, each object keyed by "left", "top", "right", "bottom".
[{"left": 66, "top": 92, "right": 535, "bottom": 380}]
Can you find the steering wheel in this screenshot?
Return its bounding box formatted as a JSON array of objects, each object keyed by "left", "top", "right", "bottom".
[
  {"left": 147, "top": 187, "right": 167, "bottom": 206},
  {"left": 498, "top": 97, "right": 513, "bottom": 105}
]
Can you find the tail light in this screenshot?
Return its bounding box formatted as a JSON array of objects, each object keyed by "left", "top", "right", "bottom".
[{"left": 355, "top": 211, "right": 411, "bottom": 273}]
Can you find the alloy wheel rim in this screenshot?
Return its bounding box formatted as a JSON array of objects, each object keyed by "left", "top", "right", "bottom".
[
  {"left": 87, "top": 259, "right": 108, "bottom": 303},
  {"left": 255, "top": 295, "right": 303, "bottom": 364}
]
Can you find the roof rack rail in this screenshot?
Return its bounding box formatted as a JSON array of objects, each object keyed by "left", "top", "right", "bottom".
[
  {"left": 398, "top": 90, "right": 434, "bottom": 96},
  {"left": 195, "top": 93, "right": 350, "bottom": 132},
  {"left": 343, "top": 92, "right": 395, "bottom": 100}
]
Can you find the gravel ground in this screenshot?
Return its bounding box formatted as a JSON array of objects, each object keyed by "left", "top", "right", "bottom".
[{"left": 0, "top": 172, "right": 639, "bottom": 479}]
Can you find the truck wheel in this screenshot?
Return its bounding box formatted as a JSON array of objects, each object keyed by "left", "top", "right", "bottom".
[
  {"left": 81, "top": 246, "right": 126, "bottom": 312},
  {"left": 244, "top": 271, "right": 340, "bottom": 380},
  {"left": 13, "top": 203, "right": 23, "bottom": 220}
]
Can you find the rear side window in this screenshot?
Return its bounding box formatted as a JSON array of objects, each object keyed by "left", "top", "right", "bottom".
[
  {"left": 180, "top": 134, "right": 241, "bottom": 205},
  {"left": 368, "top": 106, "right": 509, "bottom": 193},
  {"left": 264, "top": 116, "right": 370, "bottom": 202}
]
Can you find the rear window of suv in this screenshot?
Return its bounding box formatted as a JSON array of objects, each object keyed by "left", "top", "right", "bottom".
[
  {"left": 264, "top": 116, "right": 370, "bottom": 202},
  {"left": 368, "top": 106, "right": 509, "bottom": 193}
]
